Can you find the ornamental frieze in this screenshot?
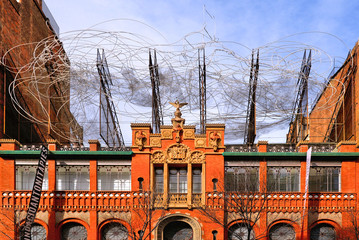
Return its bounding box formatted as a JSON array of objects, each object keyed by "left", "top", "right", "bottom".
[{"left": 151, "top": 144, "right": 205, "bottom": 164}]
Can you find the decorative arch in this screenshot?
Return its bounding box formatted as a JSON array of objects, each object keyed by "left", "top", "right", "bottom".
[
  {"left": 56, "top": 218, "right": 90, "bottom": 240},
  {"left": 227, "top": 219, "right": 259, "bottom": 240},
  {"left": 267, "top": 219, "right": 300, "bottom": 240},
  {"left": 309, "top": 219, "right": 340, "bottom": 231},
  {"left": 309, "top": 219, "right": 340, "bottom": 240},
  {"left": 98, "top": 218, "right": 131, "bottom": 240},
  {"left": 155, "top": 213, "right": 202, "bottom": 240}
]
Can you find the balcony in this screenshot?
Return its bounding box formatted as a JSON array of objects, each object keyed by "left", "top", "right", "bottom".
[
  {"left": 0, "top": 191, "right": 204, "bottom": 211},
  {"left": 206, "top": 192, "right": 356, "bottom": 213}
]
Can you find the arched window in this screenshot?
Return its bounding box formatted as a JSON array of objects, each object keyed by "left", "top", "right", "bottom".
[
  {"left": 138, "top": 177, "right": 144, "bottom": 191},
  {"left": 163, "top": 221, "right": 193, "bottom": 240},
  {"left": 61, "top": 222, "right": 87, "bottom": 240},
  {"left": 101, "top": 222, "right": 128, "bottom": 240},
  {"left": 310, "top": 223, "right": 336, "bottom": 240},
  {"left": 269, "top": 223, "right": 295, "bottom": 240},
  {"left": 212, "top": 178, "right": 218, "bottom": 192},
  {"left": 20, "top": 223, "right": 47, "bottom": 240},
  {"left": 229, "top": 224, "right": 255, "bottom": 240}
]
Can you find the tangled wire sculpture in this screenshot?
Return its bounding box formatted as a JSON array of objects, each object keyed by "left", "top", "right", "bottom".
[{"left": 1, "top": 20, "right": 353, "bottom": 145}]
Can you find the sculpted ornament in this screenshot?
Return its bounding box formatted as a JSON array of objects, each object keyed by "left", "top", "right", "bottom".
[
  {"left": 152, "top": 144, "right": 205, "bottom": 164},
  {"left": 150, "top": 137, "right": 161, "bottom": 147},
  {"left": 190, "top": 151, "right": 205, "bottom": 163},
  {"left": 195, "top": 138, "right": 206, "bottom": 148},
  {"left": 135, "top": 131, "right": 146, "bottom": 151},
  {"left": 170, "top": 100, "right": 187, "bottom": 143},
  {"left": 172, "top": 123, "right": 183, "bottom": 143},
  {"left": 183, "top": 129, "right": 195, "bottom": 139},
  {"left": 209, "top": 131, "right": 221, "bottom": 151},
  {"left": 151, "top": 151, "right": 165, "bottom": 163},
  {"left": 161, "top": 129, "right": 172, "bottom": 139},
  {"left": 167, "top": 143, "right": 190, "bottom": 162}
]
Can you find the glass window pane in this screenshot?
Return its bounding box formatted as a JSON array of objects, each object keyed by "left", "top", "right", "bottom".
[
  {"left": 56, "top": 166, "right": 89, "bottom": 190},
  {"left": 225, "top": 167, "right": 259, "bottom": 192},
  {"left": 169, "top": 167, "right": 187, "bottom": 193},
  {"left": 169, "top": 173, "right": 178, "bottom": 193},
  {"left": 155, "top": 168, "right": 163, "bottom": 193},
  {"left": 97, "top": 166, "right": 131, "bottom": 191},
  {"left": 193, "top": 168, "right": 202, "bottom": 193},
  {"left": 16, "top": 165, "right": 48, "bottom": 190},
  {"left": 267, "top": 167, "right": 300, "bottom": 192},
  {"left": 61, "top": 222, "right": 87, "bottom": 240},
  {"left": 309, "top": 167, "right": 341, "bottom": 192}
]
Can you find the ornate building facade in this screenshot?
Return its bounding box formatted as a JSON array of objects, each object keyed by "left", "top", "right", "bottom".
[{"left": 0, "top": 102, "right": 358, "bottom": 239}]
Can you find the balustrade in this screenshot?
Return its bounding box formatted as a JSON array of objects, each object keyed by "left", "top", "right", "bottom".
[
  {"left": 205, "top": 192, "right": 357, "bottom": 213},
  {"left": 0, "top": 191, "right": 204, "bottom": 210}
]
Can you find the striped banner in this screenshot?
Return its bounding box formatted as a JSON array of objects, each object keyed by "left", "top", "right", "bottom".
[{"left": 22, "top": 145, "right": 48, "bottom": 240}]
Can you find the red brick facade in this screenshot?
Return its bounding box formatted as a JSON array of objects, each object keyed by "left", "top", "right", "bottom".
[
  {"left": 0, "top": 0, "right": 76, "bottom": 144},
  {"left": 0, "top": 117, "right": 358, "bottom": 239}
]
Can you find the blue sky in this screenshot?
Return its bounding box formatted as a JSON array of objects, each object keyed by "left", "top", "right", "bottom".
[
  {"left": 45, "top": 0, "right": 359, "bottom": 51},
  {"left": 43, "top": 0, "right": 359, "bottom": 144}
]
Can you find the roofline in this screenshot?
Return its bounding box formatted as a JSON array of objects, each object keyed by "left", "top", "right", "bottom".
[
  {"left": 0, "top": 150, "right": 133, "bottom": 158},
  {"left": 223, "top": 152, "right": 359, "bottom": 157}
]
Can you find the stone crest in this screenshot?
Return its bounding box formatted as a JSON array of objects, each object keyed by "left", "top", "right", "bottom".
[{"left": 167, "top": 144, "right": 190, "bottom": 162}]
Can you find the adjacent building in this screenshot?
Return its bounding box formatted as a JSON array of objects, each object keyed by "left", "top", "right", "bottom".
[{"left": 0, "top": 0, "right": 81, "bottom": 145}]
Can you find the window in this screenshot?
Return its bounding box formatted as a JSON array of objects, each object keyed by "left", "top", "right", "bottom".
[
  {"left": 16, "top": 165, "right": 48, "bottom": 190},
  {"left": 225, "top": 167, "right": 259, "bottom": 192},
  {"left": 169, "top": 168, "right": 187, "bottom": 193},
  {"left": 229, "top": 224, "right": 255, "bottom": 240},
  {"left": 267, "top": 167, "right": 300, "bottom": 192},
  {"left": 61, "top": 222, "right": 87, "bottom": 240},
  {"left": 269, "top": 223, "right": 295, "bottom": 240},
  {"left": 155, "top": 168, "right": 164, "bottom": 193},
  {"left": 212, "top": 230, "right": 218, "bottom": 240},
  {"left": 97, "top": 166, "right": 131, "bottom": 191},
  {"left": 193, "top": 168, "right": 202, "bottom": 193},
  {"left": 19, "top": 223, "right": 47, "bottom": 240},
  {"left": 56, "top": 166, "right": 89, "bottom": 190},
  {"left": 101, "top": 222, "right": 128, "bottom": 240},
  {"left": 138, "top": 177, "right": 144, "bottom": 191},
  {"left": 212, "top": 178, "right": 218, "bottom": 192},
  {"left": 310, "top": 223, "right": 336, "bottom": 240},
  {"left": 309, "top": 167, "right": 340, "bottom": 192}
]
